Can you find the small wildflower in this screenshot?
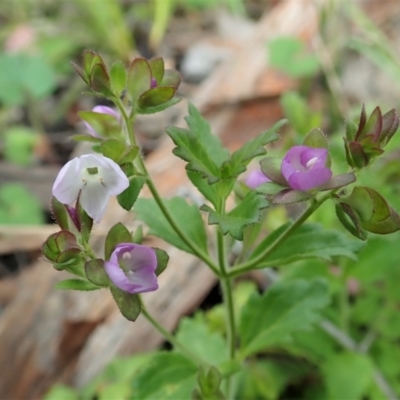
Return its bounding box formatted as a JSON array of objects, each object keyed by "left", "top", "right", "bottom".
[
  {"left": 52, "top": 154, "right": 129, "bottom": 222},
  {"left": 104, "top": 243, "right": 158, "bottom": 293},
  {"left": 281, "top": 146, "right": 332, "bottom": 191}
]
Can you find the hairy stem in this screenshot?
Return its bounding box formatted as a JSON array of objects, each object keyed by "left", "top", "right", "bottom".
[{"left": 216, "top": 198, "right": 236, "bottom": 398}]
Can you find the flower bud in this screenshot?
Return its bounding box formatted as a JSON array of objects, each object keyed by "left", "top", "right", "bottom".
[
  {"left": 344, "top": 105, "right": 400, "bottom": 169},
  {"left": 42, "top": 230, "right": 81, "bottom": 266}
]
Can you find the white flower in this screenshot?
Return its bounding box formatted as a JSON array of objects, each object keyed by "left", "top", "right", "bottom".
[{"left": 52, "top": 154, "right": 129, "bottom": 222}]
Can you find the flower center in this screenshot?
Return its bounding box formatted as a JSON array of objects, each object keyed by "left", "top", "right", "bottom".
[
  {"left": 305, "top": 156, "right": 318, "bottom": 169},
  {"left": 120, "top": 251, "right": 133, "bottom": 274},
  {"left": 81, "top": 167, "right": 104, "bottom": 186},
  {"left": 87, "top": 167, "right": 98, "bottom": 175}
]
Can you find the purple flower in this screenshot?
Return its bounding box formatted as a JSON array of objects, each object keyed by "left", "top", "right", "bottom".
[
  {"left": 52, "top": 154, "right": 129, "bottom": 222},
  {"left": 281, "top": 146, "right": 332, "bottom": 191},
  {"left": 246, "top": 170, "right": 271, "bottom": 189},
  {"left": 84, "top": 105, "right": 120, "bottom": 138},
  {"left": 104, "top": 243, "right": 158, "bottom": 293}
]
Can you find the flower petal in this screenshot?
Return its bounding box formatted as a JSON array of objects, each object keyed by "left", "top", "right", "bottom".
[
  {"left": 129, "top": 266, "right": 158, "bottom": 293},
  {"left": 83, "top": 121, "right": 100, "bottom": 138},
  {"left": 105, "top": 243, "right": 158, "bottom": 294},
  {"left": 92, "top": 105, "right": 120, "bottom": 120},
  {"left": 80, "top": 179, "right": 109, "bottom": 222},
  {"left": 52, "top": 158, "right": 84, "bottom": 204},
  {"left": 99, "top": 157, "right": 129, "bottom": 195},
  {"left": 246, "top": 170, "right": 271, "bottom": 189},
  {"left": 288, "top": 167, "right": 332, "bottom": 191},
  {"left": 104, "top": 260, "right": 137, "bottom": 292},
  {"left": 300, "top": 147, "right": 328, "bottom": 169}
]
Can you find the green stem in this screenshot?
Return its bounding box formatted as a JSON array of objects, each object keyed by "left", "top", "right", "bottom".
[
  {"left": 140, "top": 302, "right": 204, "bottom": 365},
  {"left": 114, "top": 96, "right": 137, "bottom": 146},
  {"left": 145, "top": 177, "right": 221, "bottom": 276},
  {"left": 216, "top": 200, "right": 236, "bottom": 398},
  {"left": 229, "top": 192, "right": 332, "bottom": 278}
]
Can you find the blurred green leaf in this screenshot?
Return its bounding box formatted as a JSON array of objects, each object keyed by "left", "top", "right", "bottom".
[
  {"left": 175, "top": 316, "right": 227, "bottom": 366},
  {"left": 0, "top": 184, "right": 44, "bottom": 225},
  {"left": 234, "top": 359, "right": 307, "bottom": 400},
  {"left": 250, "top": 223, "right": 364, "bottom": 268},
  {"left": 43, "top": 385, "right": 78, "bottom": 400},
  {"left": 239, "top": 279, "right": 330, "bottom": 357},
  {"left": 132, "top": 352, "right": 197, "bottom": 399},
  {"left": 4, "top": 127, "right": 38, "bottom": 166},
  {"left": 0, "top": 53, "right": 56, "bottom": 105},
  {"left": 268, "top": 36, "right": 319, "bottom": 78},
  {"left": 55, "top": 279, "right": 99, "bottom": 291},
  {"left": 322, "top": 352, "right": 374, "bottom": 400}
]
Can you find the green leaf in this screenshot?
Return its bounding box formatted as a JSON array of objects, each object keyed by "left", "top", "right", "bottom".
[
  {"left": 0, "top": 184, "right": 44, "bottom": 225},
  {"left": 119, "top": 145, "right": 139, "bottom": 164},
  {"left": 273, "top": 189, "right": 312, "bottom": 204},
  {"left": 148, "top": 57, "right": 164, "bottom": 84},
  {"left": 322, "top": 353, "right": 374, "bottom": 400},
  {"left": 268, "top": 36, "right": 319, "bottom": 78},
  {"left": 220, "top": 120, "right": 285, "bottom": 179},
  {"left": 132, "top": 352, "right": 197, "bottom": 400},
  {"left": 134, "top": 197, "right": 208, "bottom": 255},
  {"left": 303, "top": 128, "right": 329, "bottom": 149},
  {"left": 259, "top": 157, "right": 287, "bottom": 186},
  {"left": 127, "top": 58, "right": 151, "bottom": 105},
  {"left": 75, "top": 202, "right": 93, "bottom": 243},
  {"left": 90, "top": 63, "right": 112, "bottom": 96},
  {"left": 101, "top": 138, "right": 126, "bottom": 162},
  {"left": 117, "top": 176, "right": 146, "bottom": 211},
  {"left": 137, "top": 96, "right": 181, "bottom": 115},
  {"left": 161, "top": 69, "right": 181, "bottom": 88},
  {"left": 104, "top": 222, "right": 132, "bottom": 260},
  {"left": 109, "top": 60, "right": 126, "bottom": 98},
  {"left": 55, "top": 279, "right": 100, "bottom": 291},
  {"left": 201, "top": 191, "right": 270, "bottom": 240},
  {"left": 138, "top": 87, "right": 175, "bottom": 109},
  {"left": 250, "top": 223, "right": 363, "bottom": 268},
  {"left": 154, "top": 248, "right": 169, "bottom": 276},
  {"left": 196, "top": 366, "right": 224, "bottom": 399},
  {"left": 110, "top": 286, "right": 141, "bottom": 321},
  {"left": 165, "top": 104, "right": 229, "bottom": 183},
  {"left": 84, "top": 259, "right": 110, "bottom": 287},
  {"left": 78, "top": 111, "right": 120, "bottom": 137},
  {"left": 43, "top": 385, "right": 78, "bottom": 400},
  {"left": 234, "top": 359, "right": 305, "bottom": 400},
  {"left": 175, "top": 317, "right": 227, "bottom": 366},
  {"left": 50, "top": 196, "right": 70, "bottom": 231},
  {"left": 187, "top": 171, "right": 220, "bottom": 207},
  {"left": 239, "top": 279, "right": 330, "bottom": 356}
]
